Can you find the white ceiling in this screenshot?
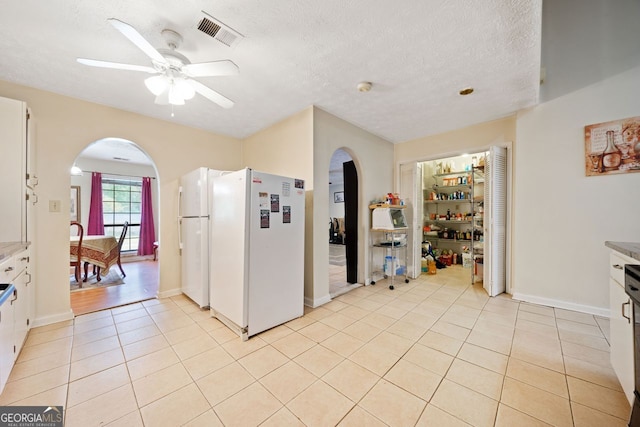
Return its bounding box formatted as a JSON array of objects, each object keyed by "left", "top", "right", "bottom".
[
  {"left": 0, "top": 1, "right": 541, "bottom": 143},
  {"left": 79, "top": 138, "right": 153, "bottom": 166}
]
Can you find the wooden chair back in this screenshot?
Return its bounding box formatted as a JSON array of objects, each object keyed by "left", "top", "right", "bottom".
[
  {"left": 115, "top": 221, "right": 129, "bottom": 278},
  {"left": 70, "top": 221, "right": 84, "bottom": 283}
]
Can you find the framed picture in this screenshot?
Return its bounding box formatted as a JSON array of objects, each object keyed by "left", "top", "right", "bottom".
[
  {"left": 584, "top": 115, "right": 640, "bottom": 176},
  {"left": 334, "top": 191, "right": 344, "bottom": 203},
  {"left": 70, "top": 186, "right": 80, "bottom": 222}
]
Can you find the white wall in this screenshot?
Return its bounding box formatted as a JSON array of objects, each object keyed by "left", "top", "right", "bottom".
[
  {"left": 70, "top": 157, "right": 159, "bottom": 250},
  {"left": 540, "top": 0, "right": 640, "bottom": 103},
  {"left": 514, "top": 65, "right": 640, "bottom": 315},
  {"left": 313, "top": 107, "right": 394, "bottom": 306},
  {"left": 329, "top": 183, "right": 345, "bottom": 218}
]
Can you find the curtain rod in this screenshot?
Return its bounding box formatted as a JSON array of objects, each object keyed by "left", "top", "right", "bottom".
[{"left": 82, "top": 170, "right": 156, "bottom": 180}]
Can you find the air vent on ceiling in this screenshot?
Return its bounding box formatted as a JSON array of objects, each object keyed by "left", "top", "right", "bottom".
[
  {"left": 113, "top": 157, "right": 130, "bottom": 162},
  {"left": 197, "top": 11, "right": 243, "bottom": 48}
]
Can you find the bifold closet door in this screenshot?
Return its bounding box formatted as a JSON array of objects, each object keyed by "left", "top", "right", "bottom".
[
  {"left": 484, "top": 146, "right": 507, "bottom": 297},
  {"left": 399, "top": 161, "right": 423, "bottom": 279}
]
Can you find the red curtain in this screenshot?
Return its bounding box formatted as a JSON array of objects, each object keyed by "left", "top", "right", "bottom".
[
  {"left": 138, "top": 177, "right": 156, "bottom": 255},
  {"left": 87, "top": 172, "right": 104, "bottom": 235}
]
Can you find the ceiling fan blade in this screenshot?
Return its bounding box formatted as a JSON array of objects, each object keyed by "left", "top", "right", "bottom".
[
  {"left": 107, "top": 18, "right": 166, "bottom": 64},
  {"left": 77, "top": 58, "right": 157, "bottom": 73},
  {"left": 188, "top": 80, "right": 234, "bottom": 109},
  {"left": 183, "top": 60, "right": 239, "bottom": 77}
]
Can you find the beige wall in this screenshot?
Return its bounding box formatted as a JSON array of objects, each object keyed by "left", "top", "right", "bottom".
[
  {"left": 515, "top": 65, "right": 640, "bottom": 314},
  {"left": 312, "top": 107, "right": 395, "bottom": 306},
  {"left": 0, "top": 80, "right": 242, "bottom": 325},
  {"left": 394, "top": 116, "right": 516, "bottom": 165},
  {"left": 242, "top": 107, "right": 315, "bottom": 185},
  {"left": 241, "top": 106, "right": 316, "bottom": 305},
  {"left": 242, "top": 106, "right": 395, "bottom": 306}
]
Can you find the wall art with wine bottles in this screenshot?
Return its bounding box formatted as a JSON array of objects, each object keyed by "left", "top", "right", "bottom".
[{"left": 584, "top": 115, "right": 640, "bottom": 176}]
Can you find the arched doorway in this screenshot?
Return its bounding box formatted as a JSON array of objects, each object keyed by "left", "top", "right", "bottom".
[
  {"left": 328, "top": 148, "right": 361, "bottom": 297},
  {"left": 69, "top": 138, "right": 160, "bottom": 315}
]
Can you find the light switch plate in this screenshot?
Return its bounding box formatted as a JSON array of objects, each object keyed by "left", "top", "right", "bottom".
[{"left": 49, "top": 200, "right": 61, "bottom": 213}]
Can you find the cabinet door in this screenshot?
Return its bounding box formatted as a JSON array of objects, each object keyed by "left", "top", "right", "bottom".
[
  {"left": 0, "top": 97, "right": 27, "bottom": 242},
  {"left": 0, "top": 300, "right": 14, "bottom": 392},
  {"left": 609, "top": 277, "right": 634, "bottom": 405},
  {"left": 13, "top": 269, "right": 29, "bottom": 358}
]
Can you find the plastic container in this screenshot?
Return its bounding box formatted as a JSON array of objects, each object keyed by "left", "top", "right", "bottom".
[
  {"left": 428, "top": 261, "right": 437, "bottom": 275},
  {"left": 462, "top": 253, "right": 472, "bottom": 268},
  {"left": 384, "top": 256, "right": 403, "bottom": 276}
]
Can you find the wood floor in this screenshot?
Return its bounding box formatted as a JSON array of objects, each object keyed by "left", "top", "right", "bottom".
[{"left": 70, "top": 260, "right": 159, "bottom": 316}]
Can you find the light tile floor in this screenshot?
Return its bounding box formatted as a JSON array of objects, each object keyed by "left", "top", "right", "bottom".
[{"left": 0, "top": 265, "right": 630, "bottom": 426}]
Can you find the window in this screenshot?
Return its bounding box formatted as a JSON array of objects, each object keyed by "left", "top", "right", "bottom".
[{"left": 102, "top": 178, "right": 141, "bottom": 252}]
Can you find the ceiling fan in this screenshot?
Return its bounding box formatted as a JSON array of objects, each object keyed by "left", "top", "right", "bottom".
[{"left": 77, "top": 18, "right": 237, "bottom": 108}]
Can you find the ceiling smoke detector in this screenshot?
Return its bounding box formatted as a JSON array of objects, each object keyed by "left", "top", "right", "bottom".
[{"left": 357, "top": 81, "right": 372, "bottom": 92}]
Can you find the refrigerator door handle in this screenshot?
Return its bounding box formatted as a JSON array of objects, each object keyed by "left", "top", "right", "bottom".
[{"left": 178, "top": 218, "right": 183, "bottom": 251}]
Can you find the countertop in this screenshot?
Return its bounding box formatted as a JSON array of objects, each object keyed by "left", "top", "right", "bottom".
[
  {"left": 0, "top": 242, "right": 30, "bottom": 262},
  {"left": 605, "top": 241, "right": 640, "bottom": 262}
]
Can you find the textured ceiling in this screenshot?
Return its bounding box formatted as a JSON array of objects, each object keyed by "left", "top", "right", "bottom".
[{"left": 0, "top": 1, "right": 541, "bottom": 143}]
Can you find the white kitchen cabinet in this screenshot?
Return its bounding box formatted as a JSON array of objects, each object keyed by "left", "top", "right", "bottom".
[
  {"left": 0, "top": 256, "right": 15, "bottom": 392},
  {"left": 0, "top": 96, "right": 35, "bottom": 243},
  {"left": 609, "top": 250, "right": 639, "bottom": 405},
  {"left": 13, "top": 249, "right": 31, "bottom": 357},
  {"left": 0, "top": 245, "right": 32, "bottom": 393},
  {"left": 0, "top": 291, "right": 14, "bottom": 393}
]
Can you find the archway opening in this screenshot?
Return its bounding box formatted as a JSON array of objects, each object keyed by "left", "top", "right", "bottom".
[
  {"left": 328, "top": 148, "right": 361, "bottom": 297},
  {"left": 69, "top": 137, "right": 159, "bottom": 315}
]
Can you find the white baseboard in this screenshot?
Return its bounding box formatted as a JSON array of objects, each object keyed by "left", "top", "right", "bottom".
[
  {"left": 122, "top": 254, "right": 154, "bottom": 263},
  {"left": 33, "top": 309, "right": 75, "bottom": 327},
  {"left": 304, "top": 294, "right": 332, "bottom": 308},
  {"left": 157, "top": 288, "right": 182, "bottom": 299},
  {"left": 511, "top": 292, "right": 610, "bottom": 318}
]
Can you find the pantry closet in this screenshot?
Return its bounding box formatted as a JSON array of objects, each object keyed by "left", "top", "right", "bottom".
[{"left": 399, "top": 146, "right": 508, "bottom": 296}]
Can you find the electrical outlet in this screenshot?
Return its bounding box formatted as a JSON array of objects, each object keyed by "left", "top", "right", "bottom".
[{"left": 49, "top": 200, "right": 61, "bottom": 213}]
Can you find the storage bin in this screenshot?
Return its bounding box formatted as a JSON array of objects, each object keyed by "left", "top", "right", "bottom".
[{"left": 439, "top": 254, "right": 452, "bottom": 266}]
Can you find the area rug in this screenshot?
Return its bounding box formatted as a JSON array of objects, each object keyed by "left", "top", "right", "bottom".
[{"left": 70, "top": 268, "right": 125, "bottom": 292}]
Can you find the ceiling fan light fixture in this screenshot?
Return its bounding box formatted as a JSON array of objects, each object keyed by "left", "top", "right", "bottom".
[
  {"left": 145, "top": 75, "right": 169, "bottom": 96},
  {"left": 70, "top": 164, "right": 83, "bottom": 176},
  {"left": 168, "top": 86, "right": 186, "bottom": 105},
  {"left": 174, "top": 78, "right": 195, "bottom": 100}
]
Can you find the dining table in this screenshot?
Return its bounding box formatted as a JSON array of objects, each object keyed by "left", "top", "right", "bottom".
[{"left": 70, "top": 235, "right": 118, "bottom": 283}]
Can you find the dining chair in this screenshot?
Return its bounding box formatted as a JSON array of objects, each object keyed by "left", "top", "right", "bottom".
[
  {"left": 70, "top": 221, "right": 84, "bottom": 285},
  {"left": 116, "top": 221, "right": 129, "bottom": 277},
  {"left": 85, "top": 221, "right": 130, "bottom": 281}
]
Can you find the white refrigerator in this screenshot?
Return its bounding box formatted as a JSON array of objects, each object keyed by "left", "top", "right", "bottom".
[
  {"left": 178, "top": 167, "right": 225, "bottom": 308},
  {"left": 209, "top": 168, "right": 305, "bottom": 340}
]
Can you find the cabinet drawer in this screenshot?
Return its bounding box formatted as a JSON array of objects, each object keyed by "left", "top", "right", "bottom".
[
  {"left": 0, "top": 257, "right": 15, "bottom": 283},
  {"left": 610, "top": 251, "right": 639, "bottom": 285},
  {"left": 14, "top": 249, "right": 29, "bottom": 274}
]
